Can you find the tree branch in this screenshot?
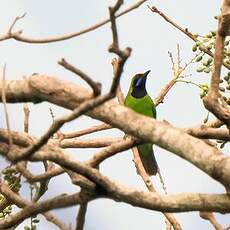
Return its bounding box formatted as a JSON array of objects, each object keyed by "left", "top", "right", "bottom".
[
  {"left": 183, "top": 126, "right": 230, "bottom": 141},
  {"left": 58, "top": 58, "right": 101, "bottom": 97},
  {"left": 0, "top": 0, "right": 147, "bottom": 44},
  {"left": 16, "top": 162, "right": 64, "bottom": 183},
  {"left": 0, "top": 76, "right": 230, "bottom": 191},
  {"left": 60, "top": 137, "right": 123, "bottom": 149},
  {"left": 0, "top": 139, "right": 230, "bottom": 215},
  {"left": 1, "top": 64, "right": 13, "bottom": 147},
  {"left": 62, "top": 123, "right": 111, "bottom": 139},
  {"left": 8, "top": 93, "right": 114, "bottom": 163},
  {"left": 203, "top": 0, "right": 230, "bottom": 127},
  {"left": 200, "top": 212, "right": 224, "bottom": 230},
  {"left": 0, "top": 182, "right": 82, "bottom": 229},
  {"left": 148, "top": 5, "right": 230, "bottom": 70},
  {"left": 0, "top": 182, "right": 70, "bottom": 230}
]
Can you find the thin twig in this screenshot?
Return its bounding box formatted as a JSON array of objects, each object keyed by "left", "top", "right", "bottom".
[
  {"left": 58, "top": 58, "right": 101, "bottom": 96},
  {"left": 132, "top": 147, "right": 181, "bottom": 230},
  {"left": 8, "top": 13, "right": 26, "bottom": 34},
  {"left": 44, "top": 212, "right": 70, "bottom": 230},
  {"left": 112, "top": 58, "right": 125, "bottom": 104},
  {"left": 108, "top": 2, "right": 131, "bottom": 93},
  {"left": 49, "top": 107, "right": 55, "bottom": 123},
  {"left": 154, "top": 47, "right": 199, "bottom": 106},
  {"left": 23, "top": 103, "right": 30, "bottom": 133},
  {"left": 60, "top": 137, "right": 123, "bottom": 149},
  {"left": 63, "top": 123, "right": 111, "bottom": 139},
  {"left": 86, "top": 137, "right": 137, "bottom": 167},
  {"left": 1, "top": 64, "right": 13, "bottom": 147},
  {"left": 76, "top": 201, "right": 88, "bottom": 230},
  {"left": 0, "top": 0, "right": 147, "bottom": 43},
  {"left": 200, "top": 212, "right": 224, "bottom": 230},
  {"left": 16, "top": 162, "right": 64, "bottom": 183},
  {"left": 148, "top": 5, "right": 230, "bottom": 70},
  {"left": 108, "top": 0, "right": 127, "bottom": 58},
  {"left": 8, "top": 20, "right": 130, "bottom": 163},
  {"left": 8, "top": 94, "right": 113, "bottom": 162}
]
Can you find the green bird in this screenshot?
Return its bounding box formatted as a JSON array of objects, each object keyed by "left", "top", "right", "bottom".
[{"left": 124, "top": 70, "right": 158, "bottom": 175}]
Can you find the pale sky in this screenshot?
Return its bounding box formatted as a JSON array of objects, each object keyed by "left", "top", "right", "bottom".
[{"left": 0, "top": 1, "right": 229, "bottom": 229}]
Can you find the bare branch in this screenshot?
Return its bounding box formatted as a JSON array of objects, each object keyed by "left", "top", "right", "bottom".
[
  {"left": 75, "top": 190, "right": 90, "bottom": 230},
  {"left": 108, "top": 0, "right": 124, "bottom": 57},
  {"left": 76, "top": 202, "right": 87, "bottom": 230},
  {"left": 44, "top": 212, "right": 70, "bottom": 230},
  {"left": 1, "top": 64, "right": 13, "bottom": 147},
  {"left": 219, "top": 0, "right": 230, "bottom": 36},
  {"left": 63, "top": 123, "right": 111, "bottom": 139},
  {"left": 58, "top": 58, "right": 101, "bottom": 97},
  {"left": 0, "top": 0, "right": 147, "bottom": 44},
  {"left": 184, "top": 126, "right": 230, "bottom": 141},
  {"left": 0, "top": 182, "right": 81, "bottom": 229},
  {"left": 200, "top": 212, "right": 224, "bottom": 230},
  {"left": 23, "top": 103, "right": 30, "bottom": 133},
  {"left": 86, "top": 137, "right": 136, "bottom": 167},
  {"left": 60, "top": 137, "right": 123, "bottom": 149},
  {"left": 8, "top": 13, "right": 26, "bottom": 34},
  {"left": 154, "top": 48, "right": 199, "bottom": 106},
  {"left": 1, "top": 139, "right": 230, "bottom": 215},
  {"left": 206, "top": 119, "right": 224, "bottom": 128},
  {"left": 108, "top": 1, "right": 132, "bottom": 93},
  {"left": 16, "top": 162, "right": 64, "bottom": 183},
  {"left": 203, "top": 0, "right": 230, "bottom": 126},
  {"left": 148, "top": 5, "right": 230, "bottom": 70},
  {"left": 0, "top": 76, "right": 230, "bottom": 190},
  {"left": 132, "top": 147, "right": 181, "bottom": 230},
  {"left": 8, "top": 94, "right": 113, "bottom": 163}
]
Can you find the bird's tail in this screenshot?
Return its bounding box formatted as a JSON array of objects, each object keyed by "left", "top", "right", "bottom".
[{"left": 137, "top": 143, "right": 158, "bottom": 175}]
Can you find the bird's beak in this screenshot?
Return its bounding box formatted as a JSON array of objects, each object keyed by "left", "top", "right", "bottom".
[{"left": 144, "top": 70, "right": 151, "bottom": 77}]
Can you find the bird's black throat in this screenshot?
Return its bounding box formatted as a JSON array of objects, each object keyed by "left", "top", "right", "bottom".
[{"left": 131, "top": 87, "right": 147, "bottom": 98}]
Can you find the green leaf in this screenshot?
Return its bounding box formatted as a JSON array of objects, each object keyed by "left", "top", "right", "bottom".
[
  {"left": 32, "top": 218, "right": 40, "bottom": 223},
  {"left": 203, "top": 67, "right": 211, "bottom": 73},
  {"left": 192, "top": 44, "right": 197, "bottom": 52},
  {"left": 224, "top": 75, "right": 230, "bottom": 81},
  {"left": 219, "top": 87, "right": 225, "bottom": 92},
  {"left": 197, "top": 66, "right": 205, "bottom": 72},
  {"left": 196, "top": 56, "right": 202, "bottom": 62}
]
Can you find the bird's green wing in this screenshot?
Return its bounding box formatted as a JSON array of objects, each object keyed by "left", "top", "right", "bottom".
[{"left": 124, "top": 93, "right": 158, "bottom": 175}]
